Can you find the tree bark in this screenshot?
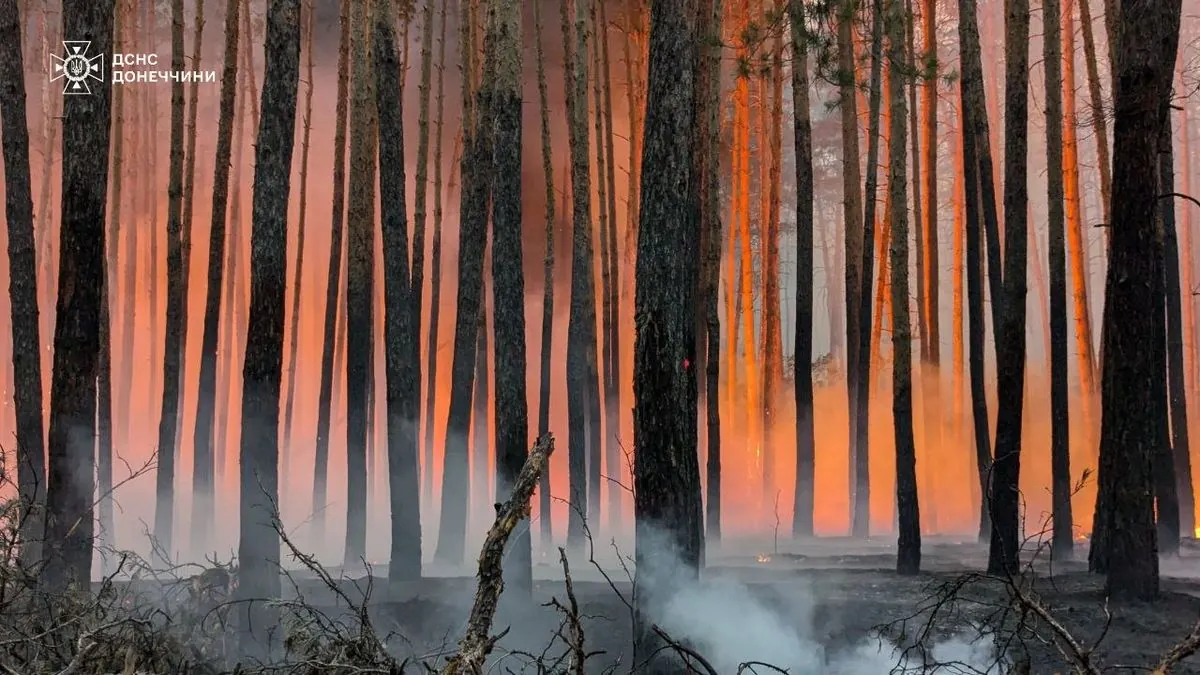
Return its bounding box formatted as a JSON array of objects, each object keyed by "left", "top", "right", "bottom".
[
  {"left": 0, "top": 0, "right": 46, "bottom": 571},
  {"left": 1157, "top": 112, "right": 1184, "bottom": 555},
  {"left": 344, "top": 0, "right": 376, "bottom": 568},
  {"left": 42, "top": 0, "right": 114, "bottom": 593},
  {"left": 1087, "top": 0, "right": 1181, "bottom": 601},
  {"left": 987, "top": 0, "right": 1030, "bottom": 577},
  {"left": 632, "top": 0, "right": 702, "bottom": 667},
  {"left": 1043, "top": 0, "right": 1074, "bottom": 558},
  {"left": 790, "top": 0, "right": 814, "bottom": 538},
  {"left": 153, "top": 0, "right": 188, "bottom": 559},
  {"left": 533, "top": 0, "right": 556, "bottom": 547},
  {"left": 700, "top": 0, "right": 722, "bottom": 543},
  {"left": 236, "top": 0, "right": 300, "bottom": 652},
  {"left": 311, "top": 0, "right": 349, "bottom": 542}
]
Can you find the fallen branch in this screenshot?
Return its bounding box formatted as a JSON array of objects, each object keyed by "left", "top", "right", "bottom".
[
  {"left": 1152, "top": 619, "right": 1200, "bottom": 674},
  {"left": 443, "top": 434, "right": 555, "bottom": 675}
]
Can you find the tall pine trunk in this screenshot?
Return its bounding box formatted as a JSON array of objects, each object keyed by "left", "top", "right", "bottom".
[
  {"left": 632, "top": 0, "right": 703, "bottom": 666},
  {"left": 344, "top": 0, "right": 376, "bottom": 567},
  {"left": 533, "top": 0, "right": 556, "bottom": 547},
  {"left": 700, "top": 0, "right": 722, "bottom": 543},
  {"left": 42, "top": 0, "right": 114, "bottom": 593},
  {"left": 790, "top": 0, "right": 815, "bottom": 538},
  {"left": 236, "top": 0, "right": 300, "bottom": 650},
  {"left": 0, "top": 0, "right": 46, "bottom": 571},
  {"left": 1157, "top": 115, "right": 1184, "bottom": 555},
  {"left": 311, "top": 0, "right": 350, "bottom": 542},
  {"left": 1087, "top": 0, "right": 1181, "bottom": 601}
]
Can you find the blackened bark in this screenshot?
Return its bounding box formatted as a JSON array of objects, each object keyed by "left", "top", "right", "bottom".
[
  {"left": 434, "top": 21, "right": 496, "bottom": 566},
  {"left": 1161, "top": 116, "right": 1192, "bottom": 551},
  {"left": 958, "top": 0, "right": 994, "bottom": 541},
  {"left": 987, "top": 0, "right": 1030, "bottom": 577},
  {"left": 237, "top": 0, "right": 300, "bottom": 652},
  {"left": 1087, "top": 0, "right": 1181, "bottom": 600},
  {"left": 344, "top": 0, "right": 376, "bottom": 567},
  {"left": 472, "top": 289, "right": 491, "bottom": 524},
  {"left": 1043, "top": 0, "right": 1074, "bottom": 558},
  {"left": 0, "top": 0, "right": 46, "bottom": 570},
  {"left": 192, "top": 0, "right": 240, "bottom": 555},
  {"left": 42, "top": 0, "right": 114, "bottom": 593},
  {"left": 562, "top": 0, "right": 598, "bottom": 549},
  {"left": 632, "top": 0, "right": 702, "bottom": 668},
  {"left": 311, "top": 0, "right": 350, "bottom": 541},
  {"left": 1155, "top": 111, "right": 1181, "bottom": 556},
  {"left": 375, "top": 0, "right": 421, "bottom": 583},
  {"left": 154, "top": 0, "right": 187, "bottom": 558},
  {"left": 789, "top": 0, "right": 815, "bottom": 539},
  {"left": 699, "top": 0, "right": 722, "bottom": 543},
  {"left": 598, "top": 0, "right": 622, "bottom": 533},
  {"left": 534, "top": 0, "right": 556, "bottom": 547},
  {"left": 489, "top": 0, "right": 530, "bottom": 592}
]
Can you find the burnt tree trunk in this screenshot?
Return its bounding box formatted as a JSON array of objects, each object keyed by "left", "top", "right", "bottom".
[
  {"left": 533, "top": 0, "right": 556, "bottom": 547},
  {"left": 374, "top": 0, "right": 421, "bottom": 583},
  {"left": 236, "top": 0, "right": 300, "bottom": 652},
  {"left": 700, "top": 0, "right": 722, "bottom": 543},
  {"left": 0, "top": 0, "right": 46, "bottom": 570},
  {"left": 311, "top": 0, "right": 350, "bottom": 542},
  {"left": 192, "top": 0, "right": 240, "bottom": 555},
  {"left": 1043, "top": 0, "right": 1074, "bottom": 558},
  {"left": 154, "top": 0, "right": 187, "bottom": 558},
  {"left": 987, "top": 0, "right": 1031, "bottom": 577},
  {"left": 632, "top": 0, "right": 702, "bottom": 669},
  {"left": 789, "top": 0, "right": 815, "bottom": 539},
  {"left": 42, "top": 0, "right": 114, "bottom": 593},
  {"left": 1087, "top": 0, "right": 1181, "bottom": 600}
]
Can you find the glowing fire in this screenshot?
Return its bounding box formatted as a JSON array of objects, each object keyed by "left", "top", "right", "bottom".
[{"left": 756, "top": 554, "right": 772, "bottom": 563}]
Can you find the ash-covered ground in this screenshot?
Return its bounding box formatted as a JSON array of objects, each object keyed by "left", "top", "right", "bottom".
[{"left": 280, "top": 536, "right": 1200, "bottom": 673}]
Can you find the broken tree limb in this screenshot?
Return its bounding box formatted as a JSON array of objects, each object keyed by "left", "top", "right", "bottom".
[{"left": 443, "top": 433, "right": 555, "bottom": 675}]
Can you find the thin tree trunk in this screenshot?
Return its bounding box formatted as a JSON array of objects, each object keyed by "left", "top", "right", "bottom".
[
  {"left": 0, "top": 0, "right": 46, "bottom": 571},
  {"left": 311, "top": 0, "right": 350, "bottom": 541},
  {"left": 1177, "top": 74, "right": 1198, "bottom": 406},
  {"left": 1076, "top": 0, "right": 1111, "bottom": 233},
  {"left": 422, "top": 0, "right": 450, "bottom": 514},
  {"left": 153, "top": 0, "right": 188, "bottom": 559},
  {"left": 236, "top": 0, "right": 301, "bottom": 651},
  {"left": 471, "top": 280, "right": 490, "bottom": 524},
  {"left": 701, "top": 0, "right": 722, "bottom": 544},
  {"left": 42, "top": 0, "right": 114, "bottom": 594},
  {"left": 191, "top": 0, "right": 239, "bottom": 556},
  {"left": 279, "top": 0, "right": 313, "bottom": 508},
  {"left": 1159, "top": 115, "right": 1187, "bottom": 554},
  {"left": 1044, "top": 0, "right": 1073, "bottom": 557},
  {"left": 411, "top": 0, "right": 436, "bottom": 511},
  {"left": 344, "top": 0, "right": 377, "bottom": 568},
  {"left": 790, "top": 0, "right": 814, "bottom": 538},
  {"left": 176, "top": 0, "right": 205, "bottom": 447},
  {"left": 533, "top": 0, "right": 556, "bottom": 547},
  {"left": 987, "top": 0, "right": 1030, "bottom": 577}
]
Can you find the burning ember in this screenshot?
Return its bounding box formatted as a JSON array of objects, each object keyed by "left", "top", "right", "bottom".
[{"left": 757, "top": 554, "right": 772, "bottom": 564}]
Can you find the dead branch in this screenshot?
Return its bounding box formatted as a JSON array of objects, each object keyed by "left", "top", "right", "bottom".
[
  {"left": 442, "top": 433, "right": 555, "bottom": 675},
  {"left": 549, "top": 547, "right": 586, "bottom": 675},
  {"left": 1151, "top": 618, "right": 1200, "bottom": 674},
  {"left": 650, "top": 625, "right": 719, "bottom": 675}
]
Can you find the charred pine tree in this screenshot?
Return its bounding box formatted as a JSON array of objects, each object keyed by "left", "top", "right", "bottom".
[
  {"left": 1087, "top": 0, "right": 1181, "bottom": 600},
  {"left": 488, "top": 0, "right": 531, "bottom": 593},
  {"left": 311, "top": 0, "right": 350, "bottom": 541},
  {"left": 789, "top": 0, "right": 815, "bottom": 539},
  {"left": 987, "top": 0, "right": 1030, "bottom": 577},
  {"left": 99, "top": 0, "right": 120, "bottom": 555},
  {"left": 851, "top": 0, "right": 885, "bottom": 538},
  {"left": 1156, "top": 111, "right": 1182, "bottom": 556},
  {"left": 154, "top": 0, "right": 188, "bottom": 558},
  {"left": 374, "top": 0, "right": 422, "bottom": 583},
  {"left": 411, "top": 0, "right": 434, "bottom": 502},
  {"left": 885, "top": 0, "right": 919, "bottom": 574},
  {"left": 344, "top": 0, "right": 377, "bottom": 567},
  {"left": 0, "top": 0, "right": 46, "bottom": 570},
  {"left": 957, "top": 0, "right": 998, "bottom": 541},
  {"left": 434, "top": 0, "right": 497, "bottom": 565},
  {"left": 1043, "top": 0, "right": 1073, "bottom": 557},
  {"left": 192, "top": 0, "right": 240, "bottom": 554},
  {"left": 236, "top": 0, "right": 301, "bottom": 651},
  {"left": 280, "top": 0, "right": 315, "bottom": 496},
  {"left": 422, "top": 0, "right": 449, "bottom": 511},
  {"left": 561, "top": 0, "right": 599, "bottom": 549},
  {"left": 699, "top": 0, "right": 722, "bottom": 543},
  {"left": 175, "top": 0, "right": 205, "bottom": 429},
  {"left": 633, "top": 0, "right": 703, "bottom": 667},
  {"left": 598, "top": 0, "right": 622, "bottom": 532},
  {"left": 534, "top": 0, "right": 556, "bottom": 547},
  {"left": 42, "top": 0, "right": 114, "bottom": 593}
]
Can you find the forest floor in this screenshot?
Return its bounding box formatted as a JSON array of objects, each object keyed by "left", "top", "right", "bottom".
[{"left": 282, "top": 536, "right": 1200, "bottom": 673}]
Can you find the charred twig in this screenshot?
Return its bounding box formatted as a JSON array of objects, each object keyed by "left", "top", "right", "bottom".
[
  {"left": 650, "top": 625, "right": 719, "bottom": 675},
  {"left": 1151, "top": 619, "right": 1200, "bottom": 674},
  {"left": 443, "top": 434, "right": 555, "bottom": 675}
]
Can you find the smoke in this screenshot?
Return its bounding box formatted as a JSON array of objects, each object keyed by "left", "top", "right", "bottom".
[{"left": 635, "top": 526, "right": 1004, "bottom": 674}]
